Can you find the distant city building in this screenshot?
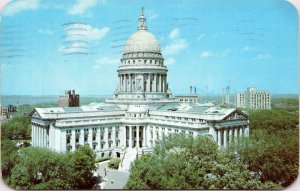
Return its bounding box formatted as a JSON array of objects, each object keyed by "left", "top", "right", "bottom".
[
  {"left": 176, "top": 95, "right": 198, "bottom": 104},
  {"left": 175, "top": 86, "right": 198, "bottom": 104},
  {"left": 31, "top": 9, "right": 249, "bottom": 171},
  {"left": 58, "top": 90, "right": 79, "bottom": 107},
  {"left": 1, "top": 105, "right": 17, "bottom": 118},
  {"left": 236, "top": 87, "right": 271, "bottom": 109}
]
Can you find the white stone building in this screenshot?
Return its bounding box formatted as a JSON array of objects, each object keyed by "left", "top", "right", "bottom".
[
  {"left": 31, "top": 9, "right": 249, "bottom": 168},
  {"left": 236, "top": 87, "right": 271, "bottom": 110}
]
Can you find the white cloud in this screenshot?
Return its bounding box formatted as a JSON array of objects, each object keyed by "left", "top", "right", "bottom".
[
  {"left": 163, "top": 39, "right": 188, "bottom": 55},
  {"left": 165, "top": 57, "right": 176, "bottom": 66},
  {"left": 163, "top": 28, "right": 188, "bottom": 55},
  {"left": 93, "top": 57, "right": 119, "bottom": 69},
  {"left": 68, "top": 0, "right": 105, "bottom": 16},
  {"left": 3, "top": 0, "right": 40, "bottom": 16},
  {"left": 38, "top": 28, "right": 53, "bottom": 35},
  {"left": 169, "top": 28, "right": 180, "bottom": 40},
  {"left": 65, "top": 24, "right": 109, "bottom": 42},
  {"left": 85, "top": 25, "right": 109, "bottom": 41},
  {"left": 200, "top": 49, "right": 230, "bottom": 58},
  {"left": 58, "top": 42, "right": 88, "bottom": 55},
  {"left": 255, "top": 54, "right": 273, "bottom": 60}
]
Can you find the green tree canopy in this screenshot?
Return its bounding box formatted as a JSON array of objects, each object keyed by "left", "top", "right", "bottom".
[
  {"left": 4, "top": 145, "right": 97, "bottom": 190},
  {"left": 125, "top": 134, "right": 280, "bottom": 189}
]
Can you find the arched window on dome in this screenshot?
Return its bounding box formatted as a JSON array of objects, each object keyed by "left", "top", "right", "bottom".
[
  {"left": 150, "top": 60, "right": 152, "bottom": 64},
  {"left": 133, "top": 60, "right": 135, "bottom": 64}
]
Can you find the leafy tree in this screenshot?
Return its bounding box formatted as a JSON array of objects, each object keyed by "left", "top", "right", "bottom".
[
  {"left": 1, "top": 140, "right": 20, "bottom": 178},
  {"left": 125, "top": 134, "right": 280, "bottom": 189},
  {"left": 4, "top": 145, "right": 97, "bottom": 189},
  {"left": 1, "top": 115, "right": 31, "bottom": 140},
  {"left": 66, "top": 145, "right": 97, "bottom": 189},
  {"left": 236, "top": 128, "right": 299, "bottom": 187}
]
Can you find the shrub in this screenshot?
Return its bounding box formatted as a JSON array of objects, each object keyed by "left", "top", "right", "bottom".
[{"left": 108, "top": 158, "right": 121, "bottom": 169}]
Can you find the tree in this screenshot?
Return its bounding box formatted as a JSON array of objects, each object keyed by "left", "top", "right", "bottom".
[
  {"left": 4, "top": 145, "right": 97, "bottom": 189},
  {"left": 67, "top": 145, "right": 97, "bottom": 189},
  {"left": 1, "top": 115, "right": 31, "bottom": 140},
  {"left": 236, "top": 128, "right": 299, "bottom": 187},
  {"left": 125, "top": 134, "right": 280, "bottom": 189},
  {"left": 1, "top": 140, "right": 20, "bottom": 178}
]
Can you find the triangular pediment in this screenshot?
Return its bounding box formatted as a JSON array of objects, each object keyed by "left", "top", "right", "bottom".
[
  {"left": 223, "top": 110, "right": 248, "bottom": 120},
  {"left": 29, "top": 109, "right": 42, "bottom": 119}
]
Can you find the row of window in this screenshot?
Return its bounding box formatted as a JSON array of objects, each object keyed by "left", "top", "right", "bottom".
[
  {"left": 164, "top": 116, "right": 204, "bottom": 123},
  {"left": 123, "top": 59, "right": 163, "bottom": 66}
]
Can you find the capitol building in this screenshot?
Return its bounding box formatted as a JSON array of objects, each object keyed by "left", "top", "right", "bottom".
[{"left": 31, "top": 9, "right": 249, "bottom": 170}]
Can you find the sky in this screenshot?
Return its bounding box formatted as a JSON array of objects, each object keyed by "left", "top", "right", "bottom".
[{"left": 0, "top": 0, "right": 298, "bottom": 96}]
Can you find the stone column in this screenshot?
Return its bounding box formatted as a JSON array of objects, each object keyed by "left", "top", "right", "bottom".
[
  {"left": 129, "top": 74, "right": 132, "bottom": 92},
  {"left": 46, "top": 127, "right": 48, "bottom": 148},
  {"left": 152, "top": 74, "right": 157, "bottom": 92},
  {"left": 136, "top": 126, "right": 140, "bottom": 148},
  {"left": 119, "top": 75, "right": 121, "bottom": 91},
  {"left": 217, "top": 130, "right": 221, "bottom": 146},
  {"left": 44, "top": 127, "right": 46, "bottom": 148},
  {"left": 123, "top": 126, "right": 127, "bottom": 147},
  {"left": 147, "top": 73, "right": 151, "bottom": 92},
  {"left": 124, "top": 74, "right": 128, "bottom": 92},
  {"left": 112, "top": 126, "right": 116, "bottom": 148},
  {"left": 42, "top": 126, "right": 44, "bottom": 147},
  {"left": 228, "top": 127, "right": 233, "bottom": 143},
  {"left": 162, "top": 75, "right": 165, "bottom": 92},
  {"left": 142, "top": 126, "right": 146, "bottom": 147},
  {"left": 158, "top": 74, "right": 161, "bottom": 92},
  {"left": 129, "top": 126, "right": 132, "bottom": 148},
  {"left": 224, "top": 129, "right": 227, "bottom": 147},
  {"left": 234, "top": 127, "right": 238, "bottom": 143},
  {"left": 32, "top": 124, "right": 34, "bottom": 146},
  {"left": 72, "top": 129, "right": 76, "bottom": 151}
]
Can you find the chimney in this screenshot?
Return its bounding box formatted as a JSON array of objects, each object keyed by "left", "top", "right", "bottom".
[
  {"left": 194, "top": 87, "right": 196, "bottom": 94},
  {"left": 190, "top": 86, "right": 192, "bottom": 94}
]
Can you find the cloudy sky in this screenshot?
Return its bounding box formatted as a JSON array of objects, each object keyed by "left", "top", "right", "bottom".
[{"left": 1, "top": 0, "right": 298, "bottom": 96}]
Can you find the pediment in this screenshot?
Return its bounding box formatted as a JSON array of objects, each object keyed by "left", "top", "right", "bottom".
[
  {"left": 223, "top": 110, "right": 248, "bottom": 120},
  {"left": 30, "top": 109, "right": 42, "bottom": 119}
]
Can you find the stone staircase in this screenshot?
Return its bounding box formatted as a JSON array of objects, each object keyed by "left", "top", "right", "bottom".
[{"left": 118, "top": 148, "right": 137, "bottom": 171}]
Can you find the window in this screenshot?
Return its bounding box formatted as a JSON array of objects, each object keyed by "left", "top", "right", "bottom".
[
  {"left": 109, "top": 143, "right": 112, "bottom": 148},
  {"left": 151, "top": 131, "right": 153, "bottom": 139},
  {"left": 67, "top": 137, "right": 70, "bottom": 144},
  {"left": 84, "top": 135, "right": 88, "bottom": 142},
  {"left": 116, "top": 131, "right": 119, "bottom": 139},
  {"left": 108, "top": 132, "right": 111, "bottom": 139},
  {"left": 101, "top": 143, "right": 104, "bottom": 149},
  {"left": 93, "top": 145, "right": 96, "bottom": 150},
  {"left": 101, "top": 132, "right": 104, "bottom": 140},
  {"left": 101, "top": 152, "right": 104, "bottom": 157},
  {"left": 93, "top": 134, "right": 96, "bottom": 141}
]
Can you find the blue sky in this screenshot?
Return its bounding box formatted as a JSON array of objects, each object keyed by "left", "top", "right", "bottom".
[{"left": 0, "top": 0, "right": 298, "bottom": 96}]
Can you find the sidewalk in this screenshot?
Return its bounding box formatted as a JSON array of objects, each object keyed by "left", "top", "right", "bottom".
[{"left": 96, "top": 160, "right": 130, "bottom": 189}]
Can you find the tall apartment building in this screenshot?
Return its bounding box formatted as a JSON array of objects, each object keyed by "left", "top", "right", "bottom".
[
  {"left": 58, "top": 90, "right": 80, "bottom": 107},
  {"left": 236, "top": 87, "right": 271, "bottom": 110}
]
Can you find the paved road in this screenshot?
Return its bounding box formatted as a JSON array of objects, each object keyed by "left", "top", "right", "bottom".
[{"left": 96, "top": 161, "right": 130, "bottom": 189}]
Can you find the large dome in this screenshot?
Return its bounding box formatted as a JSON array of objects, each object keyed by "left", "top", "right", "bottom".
[{"left": 123, "top": 30, "right": 161, "bottom": 54}]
